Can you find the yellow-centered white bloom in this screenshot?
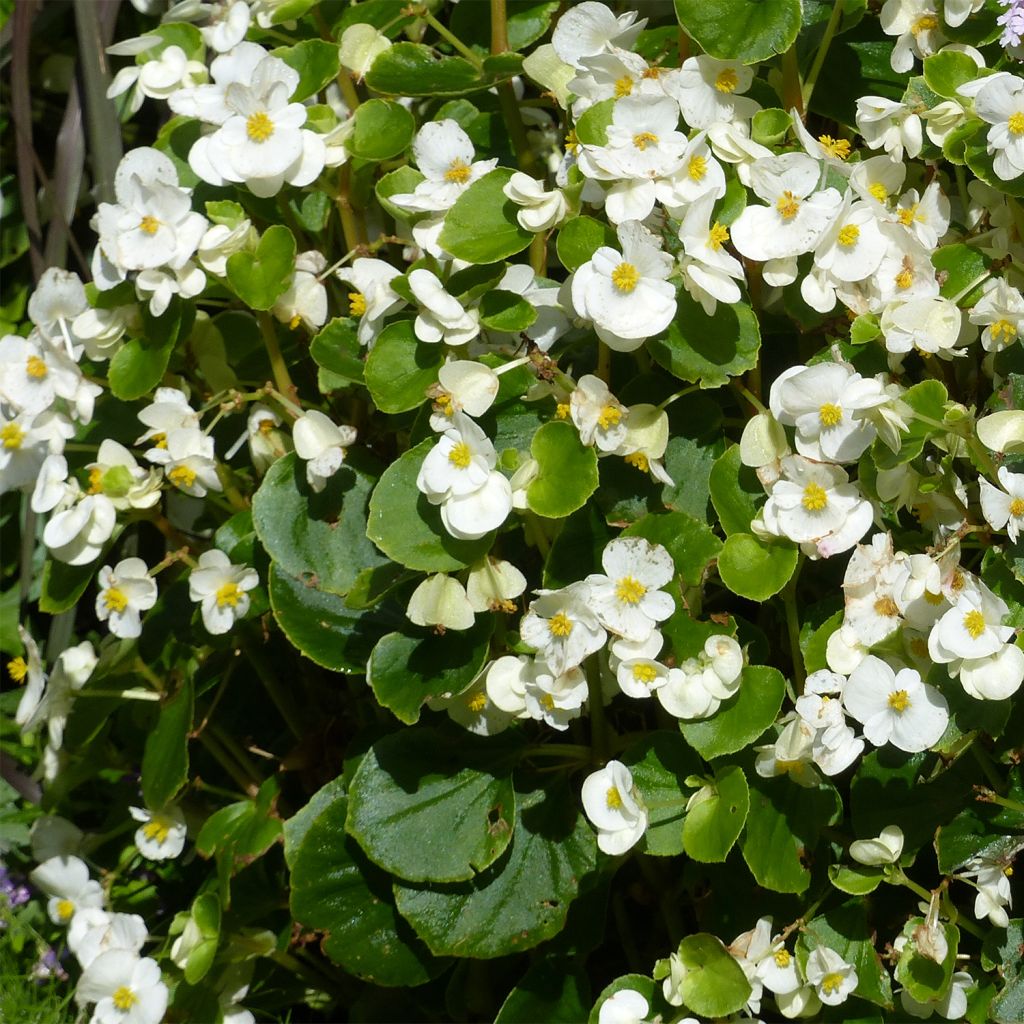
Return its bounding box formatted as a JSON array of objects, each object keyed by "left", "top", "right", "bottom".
[
  {"left": 980, "top": 466, "right": 1024, "bottom": 542},
  {"left": 503, "top": 172, "right": 569, "bottom": 232},
  {"left": 30, "top": 855, "right": 104, "bottom": 926},
  {"left": 970, "top": 277, "right": 1024, "bottom": 352},
  {"left": 804, "top": 946, "right": 858, "bottom": 1007},
  {"left": 856, "top": 96, "right": 924, "bottom": 161},
  {"left": 662, "top": 54, "right": 759, "bottom": 129},
  {"left": 963, "top": 71, "right": 1024, "bottom": 181},
  {"left": 76, "top": 949, "right": 169, "bottom": 1024},
  {"left": 585, "top": 537, "right": 675, "bottom": 642},
  {"left": 519, "top": 582, "right": 607, "bottom": 677},
  {"left": 570, "top": 374, "right": 628, "bottom": 451},
  {"left": 292, "top": 411, "right": 357, "bottom": 493},
  {"left": 188, "top": 549, "right": 259, "bottom": 635},
  {"left": 580, "top": 760, "right": 647, "bottom": 855},
  {"left": 880, "top": 0, "right": 946, "bottom": 72},
  {"left": 96, "top": 558, "right": 158, "bottom": 640}
]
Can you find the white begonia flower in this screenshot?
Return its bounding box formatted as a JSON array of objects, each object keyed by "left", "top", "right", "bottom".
[
  {"left": 417, "top": 411, "right": 497, "bottom": 503},
  {"left": 757, "top": 455, "right": 874, "bottom": 559},
  {"left": 88, "top": 439, "right": 163, "bottom": 511},
  {"left": 465, "top": 557, "right": 527, "bottom": 613},
  {"left": 69, "top": 909, "right": 148, "bottom": 970},
  {"left": 882, "top": 295, "right": 965, "bottom": 358},
  {"left": 335, "top": 257, "right": 406, "bottom": 348},
  {"left": 72, "top": 302, "right": 137, "bottom": 362},
  {"left": 76, "top": 950, "right": 168, "bottom": 1024},
  {"left": 978, "top": 409, "right": 1024, "bottom": 454},
  {"left": 856, "top": 96, "right": 924, "bottom": 161},
  {"left": 967, "top": 72, "right": 1024, "bottom": 181},
  {"left": 706, "top": 120, "right": 773, "bottom": 187},
  {"left": 851, "top": 154, "right": 908, "bottom": 209},
  {"left": 43, "top": 493, "right": 117, "bottom": 566},
  {"left": 503, "top": 172, "right": 569, "bottom": 232},
  {"left": 130, "top": 804, "right": 187, "bottom": 861},
  {"left": 136, "top": 260, "right": 206, "bottom": 318},
  {"left": 96, "top": 558, "right": 158, "bottom": 640},
  {"left": 662, "top": 55, "right": 759, "bottom": 129},
  {"left": 663, "top": 130, "right": 727, "bottom": 209},
  {"left": 754, "top": 715, "right": 819, "bottom": 787},
  {"left": 881, "top": 0, "right": 946, "bottom": 72},
  {"left": 107, "top": 39, "right": 207, "bottom": 115},
  {"left": 148, "top": 426, "right": 221, "bottom": 497},
  {"left": 188, "top": 549, "right": 259, "bottom": 635},
  {"left": 769, "top": 362, "right": 887, "bottom": 463},
  {"left": 957, "top": 849, "right": 1017, "bottom": 928},
  {"left": 522, "top": 660, "right": 589, "bottom": 730},
  {"left": 520, "top": 582, "right": 608, "bottom": 677},
  {"left": 442, "top": 471, "right": 513, "bottom": 541},
  {"left": 922, "top": 96, "right": 968, "bottom": 147},
  {"left": 740, "top": 411, "right": 790, "bottom": 469},
  {"left": 581, "top": 760, "right": 647, "bottom": 855},
  {"left": 137, "top": 386, "right": 201, "bottom": 447},
  {"left": 980, "top": 466, "right": 1024, "bottom": 541},
  {"left": 225, "top": 403, "right": 287, "bottom": 474},
  {"left": 805, "top": 946, "right": 858, "bottom": 1006},
  {"left": 406, "top": 574, "right": 475, "bottom": 632},
  {"left": 900, "top": 969, "right": 974, "bottom": 1020},
  {"left": 550, "top": 1, "right": 646, "bottom": 69},
  {"left": 615, "top": 404, "right": 673, "bottom": 486},
  {"left": 12, "top": 628, "right": 46, "bottom": 735},
  {"left": 408, "top": 269, "right": 480, "bottom": 346},
  {"left": 566, "top": 46, "right": 664, "bottom": 116},
  {"left": 273, "top": 250, "right": 328, "bottom": 331},
  {"left": 1, "top": 409, "right": 74, "bottom": 494},
  {"left": 841, "top": 534, "right": 906, "bottom": 647},
  {"left": 428, "top": 678, "right": 515, "bottom": 737},
  {"left": 570, "top": 374, "right": 628, "bottom": 452},
  {"left": 494, "top": 263, "right": 570, "bottom": 351},
  {"left": 615, "top": 656, "right": 670, "bottom": 699},
  {"left": 30, "top": 855, "right": 105, "bottom": 925},
  {"left": 970, "top": 277, "right": 1024, "bottom": 352},
  {"left": 598, "top": 988, "right": 650, "bottom": 1024},
  {"left": 728, "top": 916, "right": 800, "bottom": 1015},
  {"left": 794, "top": 670, "right": 865, "bottom": 776},
  {"left": 730, "top": 153, "right": 843, "bottom": 263},
  {"left": 168, "top": 41, "right": 266, "bottom": 123},
  {"left": 570, "top": 220, "right": 676, "bottom": 351},
  {"left": 292, "top": 411, "right": 357, "bottom": 493},
  {"left": 27, "top": 266, "right": 89, "bottom": 356},
  {"left": 197, "top": 218, "right": 256, "bottom": 277},
  {"left": 893, "top": 181, "right": 950, "bottom": 250},
  {"left": 429, "top": 360, "right": 500, "bottom": 432},
  {"left": 929, "top": 586, "right": 1014, "bottom": 662},
  {"left": 586, "top": 538, "right": 675, "bottom": 642},
  {"left": 339, "top": 23, "right": 391, "bottom": 80},
  {"left": 842, "top": 656, "right": 949, "bottom": 752},
  {"left": 677, "top": 190, "right": 745, "bottom": 316},
  {"left": 0, "top": 333, "right": 85, "bottom": 418},
  {"left": 187, "top": 54, "right": 327, "bottom": 198},
  {"left": 657, "top": 635, "right": 744, "bottom": 720},
  {"left": 944, "top": 0, "right": 984, "bottom": 25},
  {"left": 811, "top": 196, "right": 889, "bottom": 286},
  {"left": 849, "top": 825, "right": 905, "bottom": 866}
]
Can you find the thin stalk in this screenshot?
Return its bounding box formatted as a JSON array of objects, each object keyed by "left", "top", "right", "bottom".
[
  {"left": 335, "top": 164, "right": 365, "bottom": 251},
  {"left": 596, "top": 340, "right": 612, "bottom": 383},
  {"left": 781, "top": 557, "right": 807, "bottom": 695},
  {"left": 971, "top": 742, "right": 1007, "bottom": 794},
  {"left": 198, "top": 731, "right": 259, "bottom": 797},
  {"left": 419, "top": 8, "right": 483, "bottom": 67},
  {"left": 18, "top": 500, "right": 36, "bottom": 605},
  {"left": 529, "top": 231, "right": 546, "bottom": 276},
  {"left": 802, "top": 0, "right": 844, "bottom": 109},
  {"left": 207, "top": 721, "right": 266, "bottom": 787},
  {"left": 585, "top": 655, "right": 609, "bottom": 764},
  {"left": 781, "top": 45, "right": 804, "bottom": 120},
  {"left": 258, "top": 313, "right": 296, "bottom": 401}
]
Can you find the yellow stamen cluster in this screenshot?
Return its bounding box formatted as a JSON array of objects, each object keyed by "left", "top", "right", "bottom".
[
  {"left": 963, "top": 609, "right": 986, "bottom": 639},
  {"left": 88, "top": 467, "right": 105, "bottom": 494},
  {"left": 632, "top": 663, "right": 658, "bottom": 685},
  {"left": 632, "top": 131, "right": 658, "bottom": 151},
  {"left": 624, "top": 451, "right": 649, "bottom": 472},
  {"left": 776, "top": 190, "right": 800, "bottom": 220},
  {"left": 142, "top": 817, "right": 171, "bottom": 845},
  {"left": 445, "top": 158, "right": 471, "bottom": 183},
  {"left": 216, "top": 582, "right": 242, "bottom": 608},
  {"left": 715, "top": 68, "right": 739, "bottom": 93},
  {"left": 874, "top": 596, "right": 899, "bottom": 618},
  {"left": 104, "top": 587, "right": 129, "bottom": 613},
  {"left": 139, "top": 215, "right": 160, "bottom": 235},
  {"left": 168, "top": 465, "right": 197, "bottom": 489},
  {"left": 912, "top": 14, "right": 939, "bottom": 33},
  {"left": 688, "top": 155, "right": 707, "bottom": 181},
  {"left": 8, "top": 657, "right": 27, "bottom": 683},
  {"left": 2, "top": 423, "right": 24, "bottom": 449},
  {"left": 606, "top": 786, "right": 623, "bottom": 809},
  {"left": 991, "top": 319, "right": 1017, "bottom": 345},
  {"left": 819, "top": 402, "right": 842, "bottom": 427},
  {"left": 555, "top": 402, "right": 570, "bottom": 420},
  {"left": 818, "top": 135, "right": 851, "bottom": 160},
  {"left": 898, "top": 203, "right": 919, "bottom": 226},
  {"left": 151, "top": 432, "right": 168, "bottom": 449},
  {"left": 708, "top": 222, "right": 730, "bottom": 250},
  {"left": 868, "top": 182, "right": 889, "bottom": 203},
  {"left": 289, "top": 314, "right": 302, "bottom": 330},
  {"left": 895, "top": 267, "right": 915, "bottom": 290},
  {"left": 837, "top": 224, "right": 860, "bottom": 247},
  {"left": 112, "top": 987, "right": 138, "bottom": 1011},
  {"left": 434, "top": 392, "right": 454, "bottom": 417},
  {"left": 246, "top": 111, "right": 274, "bottom": 143},
  {"left": 611, "top": 262, "right": 639, "bottom": 293},
  {"left": 548, "top": 611, "right": 573, "bottom": 637},
  {"left": 56, "top": 899, "right": 75, "bottom": 922},
  {"left": 614, "top": 76, "right": 633, "bottom": 98},
  {"left": 802, "top": 482, "right": 828, "bottom": 511},
  {"left": 467, "top": 691, "right": 488, "bottom": 712},
  {"left": 448, "top": 441, "right": 472, "bottom": 468},
  {"left": 26, "top": 355, "right": 48, "bottom": 379},
  {"left": 598, "top": 404, "right": 622, "bottom": 430},
  {"left": 349, "top": 291, "right": 367, "bottom": 317},
  {"left": 821, "top": 973, "right": 844, "bottom": 996},
  {"left": 616, "top": 576, "right": 647, "bottom": 604},
  {"left": 774, "top": 949, "right": 791, "bottom": 968},
  {"left": 1010, "top": 112, "right": 1024, "bottom": 136},
  {"left": 888, "top": 689, "right": 910, "bottom": 712},
  {"left": 1010, "top": 497, "right": 1024, "bottom": 518},
  {"left": 564, "top": 129, "right": 579, "bottom": 155}
]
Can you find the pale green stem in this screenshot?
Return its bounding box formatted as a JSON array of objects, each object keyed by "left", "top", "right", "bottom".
[
  {"left": 802, "top": 0, "right": 845, "bottom": 108},
  {"left": 258, "top": 313, "right": 296, "bottom": 402},
  {"left": 419, "top": 8, "right": 482, "bottom": 67}
]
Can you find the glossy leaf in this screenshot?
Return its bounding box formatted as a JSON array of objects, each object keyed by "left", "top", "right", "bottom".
[
  {"left": 682, "top": 765, "right": 749, "bottom": 864},
  {"left": 365, "top": 319, "right": 444, "bottom": 413},
  {"left": 673, "top": 0, "right": 802, "bottom": 64},
  {"left": 717, "top": 533, "right": 799, "bottom": 601},
  {"left": 526, "top": 421, "right": 600, "bottom": 519},
  {"left": 141, "top": 677, "right": 192, "bottom": 810},
  {"left": 439, "top": 169, "right": 533, "bottom": 263}
]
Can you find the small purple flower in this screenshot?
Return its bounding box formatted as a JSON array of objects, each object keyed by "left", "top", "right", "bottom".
[
  {"left": 31, "top": 946, "right": 69, "bottom": 983},
  {"left": 0, "top": 863, "right": 31, "bottom": 908},
  {"left": 1000, "top": 0, "right": 1024, "bottom": 49}
]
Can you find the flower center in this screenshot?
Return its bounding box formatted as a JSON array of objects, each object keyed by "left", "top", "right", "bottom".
[
  {"left": 868, "top": 182, "right": 889, "bottom": 202},
  {"left": 874, "top": 596, "right": 899, "bottom": 617},
  {"left": 774, "top": 948, "right": 791, "bottom": 967},
  {"left": 715, "top": 68, "right": 739, "bottom": 93},
  {"left": 216, "top": 582, "right": 242, "bottom": 608},
  {"left": 349, "top": 291, "right": 367, "bottom": 317},
  {"left": 821, "top": 972, "right": 844, "bottom": 996},
  {"left": 802, "top": 482, "right": 828, "bottom": 511},
  {"left": 104, "top": 587, "right": 129, "bottom": 613},
  {"left": 142, "top": 817, "right": 171, "bottom": 845},
  {"left": 837, "top": 224, "right": 860, "bottom": 247},
  {"left": 912, "top": 14, "right": 939, "bottom": 32},
  {"left": 708, "top": 222, "right": 730, "bottom": 250},
  {"left": 467, "top": 691, "right": 487, "bottom": 712},
  {"left": 818, "top": 135, "right": 850, "bottom": 160},
  {"left": 819, "top": 402, "right": 842, "bottom": 427},
  {"left": 642, "top": 66, "right": 663, "bottom": 80},
  {"left": 434, "top": 392, "right": 454, "bottom": 417},
  {"left": 445, "top": 158, "right": 472, "bottom": 184},
  {"left": 632, "top": 131, "right": 658, "bottom": 151},
  {"left": 56, "top": 898, "right": 75, "bottom": 921},
  {"left": 611, "top": 262, "right": 639, "bottom": 293},
  {"left": 139, "top": 215, "right": 161, "bottom": 235},
  {"left": 26, "top": 355, "right": 48, "bottom": 379},
  {"left": 564, "top": 129, "right": 579, "bottom": 155},
  {"left": 447, "top": 441, "right": 472, "bottom": 469},
  {"left": 2, "top": 423, "right": 24, "bottom": 449},
  {"left": 1010, "top": 112, "right": 1024, "bottom": 136},
  {"left": 963, "top": 609, "right": 986, "bottom": 638},
  {"left": 895, "top": 267, "right": 915, "bottom": 290},
  {"left": 88, "top": 467, "right": 105, "bottom": 494},
  {"left": 991, "top": 319, "right": 1017, "bottom": 344},
  {"left": 632, "top": 662, "right": 658, "bottom": 684},
  {"left": 246, "top": 111, "right": 274, "bottom": 143},
  {"left": 616, "top": 576, "right": 647, "bottom": 604},
  {"left": 167, "top": 465, "right": 197, "bottom": 489},
  {"left": 598, "top": 404, "right": 622, "bottom": 429},
  {"left": 898, "top": 203, "right": 919, "bottom": 226},
  {"left": 688, "top": 155, "right": 707, "bottom": 181},
  {"left": 150, "top": 432, "right": 167, "bottom": 449},
  {"left": 624, "top": 451, "right": 649, "bottom": 472},
  {"left": 555, "top": 402, "right": 570, "bottom": 420},
  {"left": 887, "top": 689, "right": 910, "bottom": 712},
  {"left": 776, "top": 191, "right": 800, "bottom": 220},
  {"left": 112, "top": 986, "right": 138, "bottom": 1011},
  {"left": 8, "top": 656, "right": 27, "bottom": 683},
  {"left": 614, "top": 75, "right": 633, "bottom": 98},
  {"left": 1010, "top": 498, "right": 1024, "bottom": 517},
  {"left": 548, "top": 611, "right": 573, "bottom": 637},
  {"left": 605, "top": 786, "right": 623, "bottom": 809}
]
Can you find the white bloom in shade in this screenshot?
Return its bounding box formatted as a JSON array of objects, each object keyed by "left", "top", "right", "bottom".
[
  {"left": 188, "top": 550, "right": 259, "bottom": 635},
  {"left": 663, "top": 130, "right": 727, "bottom": 209},
  {"left": 850, "top": 154, "right": 907, "bottom": 208},
  {"left": 657, "top": 635, "right": 744, "bottom": 720},
  {"left": 856, "top": 97, "right": 923, "bottom": 161},
  {"left": 465, "top": 557, "right": 526, "bottom": 613},
  {"left": 663, "top": 55, "right": 759, "bottom": 129},
  {"left": 598, "top": 988, "right": 651, "bottom": 1024},
  {"left": 503, "top": 172, "right": 568, "bottom": 231},
  {"left": 149, "top": 427, "right": 222, "bottom": 497},
  {"left": 43, "top": 494, "right": 117, "bottom": 566},
  {"left": 339, "top": 23, "right": 391, "bottom": 80},
  {"left": 795, "top": 670, "right": 865, "bottom": 776},
  {"left": 968, "top": 72, "right": 1024, "bottom": 181},
  {"left": 107, "top": 39, "right": 207, "bottom": 115},
  {"left": 409, "top": 269, "right": 480, "bottom": 346},
  {"left": 570, "top": 220, "right": 676, "bottom": 351},
  {"left": 76, "top": 950, "right": 168, "bottom": 1024},
  {"left": 900, "top": 969, "right": 973, "bottom": 1020},
  {"left": 428, "top": 678, "right": 514, "bottom": 737},
  {"left": 520, "top": 582, "right": 607, "bottom": 676},
  {"left": 812, "top": 197, "right": 889, "bottom": 284},
  {"left": 970, "top": 277, "right": 1024, "bottom": 352},
  {"left": 523, "top": 660, "right": 589, "bottom": 730},
  {"left": 334, "top": 257, "right": 405, "bottom": 348},
  {"left": 849, "top": 825, "right": 905, "bottom": 865},
  {"left": 441, "top": 471, "right": 513, "bottom": 541},
  {"left": 130, "top": 804, "right": 187, "bottom": 860},
  {"left": 586, "top": 538, "right": 675, "bottom": 641},
  {"left": 273, "top": 250, "right": 328, "bottom": 331},
  {"left": 96, "top": 559, "right": 158, "bottom": 639},
  {"left": 89, "top": 440, "right": 162, "bottom": 512},
  {"left": 485, "top": 654, "right": 532, "bottom": 718},
  {"left": 754, "top": 715, "right": 819, "bottom": 787},
  {"left": 570, "top": 374, "right": 628, "bottom": 452},
  {"left": 68, "top": 908, "right": 148, "bottom": 970},
  {"left": 842, "top": 656, "right": 949, "bottom": 752},
  {"left": 980, "top": 466, "right": 1024, "bottom": 541},
  {"left": 615, "top": 404, "right": 673, "bottom": 486},
  {"left": 72, "top": 302, "right": 137, "bottom": 362},
  {"left": 804, "top": 946, "right": 858, "bottom": 1006},
  {"left": 429, "top": 360, "right": 500, "bottom": 432},
  {"left": 30, "top": 855, "right": 104, "bottom": 925},
  {"left": 137, "top": 386, "right": 200, "bottom": 446},
  {"left": 28, "top": 266, "right": 89, "bottom": 356},
  {"left": 406, "top": 574, "right": 475, "bottom": 631},
  {"left": 494, "top": 263, "right": 571, "bottom": 351},
  {"left": 0, "top": 332, "right": 88, "bottom": 417},
  {"left": 197, "top": 217, "right": 256, "bottom": 276},
  {"left": 581, "top": 760, "right": 647, "bottom": 855},
  {"left": 292, "top": 411, "right": 357, "bottom": 492},
  {"left": 135, "top": 261, "right": 207, "bottom": 318},
  {"left": 551, "top": 1, "right": 645, "bottom": 69},
  {"left": 957, "top": 849, "right": 1017, "bottom": 928},
  {"left": 893, "top": 181, "right": 950, "bottom": 251}
]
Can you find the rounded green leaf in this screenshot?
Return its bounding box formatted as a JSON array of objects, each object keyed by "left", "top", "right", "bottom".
[
  {"left": 438, "top": 168, "right": 533, "bottom": 264},
  {"left": 673, "top": 933, "right": 752, "bottom": 1017},
  {"left": 349, "top": 98, "right": 416, "bottom": 161},
  {"left": 366, "top": 440, "right": 496, "bottom": 571},
  {"left": 366, "top": 42, "right": 517, "bottom": 97},
  {"left": 556, "top": 215, "right": 617, "bottom": 273},
  {"left": 141, "top": 678, "right": 192, "bottom": 810},
  {"left": 393, "top": 778, "right": 596, "bottom": 959},
  {"left": 252, "top": 452, "right": 389, "bottom": 596},
  {"left": 109, "top": 297, "right": 194, "bottom": 401},
  {"left": 526, "top": 421, "right": 599, "bottom": 519},
  {"left": 933, "top": 243, "right": 990, "bottom": 305},
  {"left": 923, "top": 50, "right": 980, "bottom": 99},
  {"left": 273, "top": 39, "right": 341, "bottom": 101},
  {"left": 377, "top": 165, "right": 426, "bottom": 220},
  {"left": 717, "top": 533, "right": 798, "bottom": 601},
  {"left": 226, "top": 224, "right": 295, "bottom": 311},
  {"left": 310, "top": 317, "right": 365, "bottom": 383},
  {"left": 682, "top": 765, "right": 749, "bottom": 864},
  {"left": 364, "top": 320, "right": 444, "bottom": 413},
  {"left": 674, "top": 0, "right": 801, "bottom": 64},
  {"left": 829, "top": 864, "right": 884, "bottom": 896},
  {"left": 478, "top": 290, "right": 538, "bottom": 332},
  {"left": 751, "top": 107, "right": 792, "bottom": 146},
  {"left": 709, "top": 445, "right": 764, "bottom": 536},
  {"left": 347, "top": 726, "right": 517, "bottom": 883}
]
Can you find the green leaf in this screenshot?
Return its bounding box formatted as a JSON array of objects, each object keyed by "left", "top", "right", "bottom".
[
  {"left": 226, "top": 225, "right": 296, "bottom": 311},
  {"left": 479, "top": 290, "right": 538, "bottom": 332},
  {"left": 367, "top": 617, "right": 494, "bottom": 725},
  {"left": 934, "top": 242, "right": 990, "bottom": 305},
  {"left": 205, "top": 199, "right": 246, "bottom": 228},
  {"left": 393, "top": 777, "right": 596, "bottom": 959},
  {"left": 273, "top": 39, "right": 341, "bottom": 102},
  {"left": 709, "top": 445, "right": 764, "bottom": 535},
  {"left": 829, "top": 864, "right": 884, "bottom": 895},
  {"left": 672, "top": 933, "right": 752, "bottom": 1018},
  {"left": 660, "top": 434, "right": 722, "bottom": 521},
  {"left": 543, "top": 503, "right": 612, "bottom": 589},
  {"left": 526, "top": 421, "right": 599, "bottom": 519},
  {"left": 895, "top": 918, "right": 959, "bottom": 1005},
  {"left": 252, "top": 452, "right": 389, "bottom": 596},
  {"left": 109, "top": 297, "right": 194, "bottom": 401},
  {"left": 682, "top": 765, "right": 749, "bottom": 864},
  {"left": 195, "top": 777, "right": 283, "bottom": 873},
  {"left": 366, "top": 42, "right": 517, "bottom": 97},
  {"left": 348, "top": 98, "right": 416, "bottom": 161},
  {"left": 439, "top": 168, "right": 533, "bottom": 263},
  {"left": 450, "top": 0, "right": 560, "bottom": 52},
  {"left": 623, "top": 511, "right": 722, "bottom": 587},
  {"left": 673, "top": 0, "right": 802, "bottom": 64},
  {"left": 923, "top": 50, "right": 980, "bottom": 99},
  {"left": 648, "top": 292, "right": 761, "bottom": 388},
  {"left": 741, "top": 776, "right": 842, "bottom": 893},
  {"left": 555, "top": 215, "right": 616, "bottom": 273},
  {"left": 751, "top": 107, "right": 792, "bottom": 146},
  {"left": 872, "top": 379, "right": 948, "bottom": 470},
  {"left": 309, "top": 317, "right": 365, "bottom": 383},
  {"left": 289, "top": 785, "right": 447, "bottom": 987},
  {"left": 850, "top": 312, "right": 881, "bottom": 345},
  {"left": 141, "top": 678, "right": 192, "bottom": 810},
  {"left": 680, "top": 666, "right": 786, "bottom": 760},
  {"left": 347, "top": 726, "right": 518, "bottom": 883},
  {"left": 364, "top": 319, "right": 444, "bottom": 413},
  {"left": 367, "top": 439, "right": 496, "bottom": 571},
  {"left": 574, "top": 98, "right": 615, "bottom": 146},
  {"left": 181, "top": 893, "right": 220, "bottom": 985},
  {"left": 39, "top": 558, "right": 99, "bottom": 614},
  {"left": 717, "top": 533, "right": 799, "bottom": 601},
  {"left": 495, "top": 958, "right": 589, "bottom": 1024},
  {"left": 376, "top": 165, "right": 426, "bottom": 221},
  {"left": 984, "top": 920, "right": 1024, "bottom": 1024},
  {"left": 802, "top": 610, "right": 843, "bottom": 675}
]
